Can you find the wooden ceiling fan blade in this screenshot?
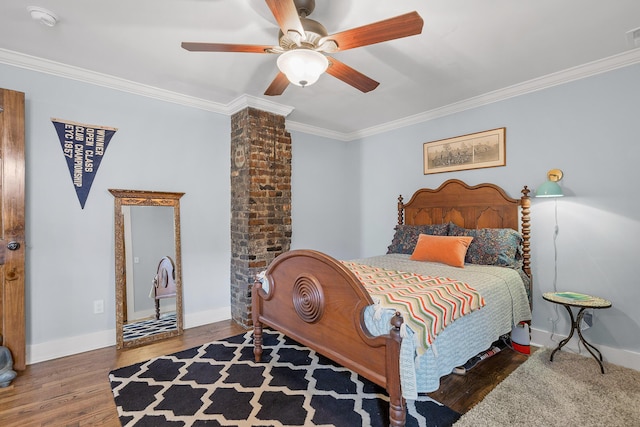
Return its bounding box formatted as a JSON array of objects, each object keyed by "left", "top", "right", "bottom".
[
  {"left": 181, "top": 42, "right": 273, "bottom": 53},
  {"left": 324, "top": 11, "right": 424, "bottom": 51},
  {"left": 264, "top": 71, "right": 290, "bottom": 96},
  {"left": 265, "top": 0, "right": 305, "bottom": 40},
  {"left": 326, "top": 57, "right": 379, "bottom": 93}
]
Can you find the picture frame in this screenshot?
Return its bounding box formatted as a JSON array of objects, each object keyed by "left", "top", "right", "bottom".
[{"left": 423, "top": 127, "right": 506, "bottom": 174}]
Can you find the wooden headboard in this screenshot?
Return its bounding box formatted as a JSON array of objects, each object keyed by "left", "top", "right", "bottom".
[{"left": 397, "top": 179, "right": 532, "bottom": 278}]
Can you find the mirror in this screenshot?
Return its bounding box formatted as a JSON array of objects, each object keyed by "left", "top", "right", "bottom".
[{"left": 109, "top": 189, "right": 184, "bottom": 349}]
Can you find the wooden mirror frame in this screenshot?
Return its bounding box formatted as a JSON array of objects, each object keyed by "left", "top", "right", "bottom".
[{"left": 109, "top": 189, "right": 185, "bottom": 349}]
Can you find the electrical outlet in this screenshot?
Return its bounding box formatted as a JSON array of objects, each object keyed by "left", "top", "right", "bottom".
[{"left": 93, "top": 299, "right": 104, "bottom": 314}]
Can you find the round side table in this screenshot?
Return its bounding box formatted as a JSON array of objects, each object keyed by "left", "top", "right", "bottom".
[{"left": 542, "top": 291, "right": 612, "bottom": 374}]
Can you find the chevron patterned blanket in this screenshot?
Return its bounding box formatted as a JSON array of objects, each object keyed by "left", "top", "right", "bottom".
[{"left": 342, "top": 262, "right": 486, "bottom": 352}]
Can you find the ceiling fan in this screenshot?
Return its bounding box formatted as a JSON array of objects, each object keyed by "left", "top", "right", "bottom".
[{"left": 181, "top": 0, "right": 424, "bottom": 96}]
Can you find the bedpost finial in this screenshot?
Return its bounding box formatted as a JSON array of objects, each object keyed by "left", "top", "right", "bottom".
[
  {"left": 390, "top": 312, "right": 404, "bottom": 331},
  {"left": 397, "top": 195, "right": 404, "bottom": 225},
  {"left": 521, "top": 185, "right": 531, "bottom": 199}
]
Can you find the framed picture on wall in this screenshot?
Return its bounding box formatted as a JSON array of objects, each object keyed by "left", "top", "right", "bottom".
[{"left": 423, "top": 127, "right": 506, "bottom": 174}]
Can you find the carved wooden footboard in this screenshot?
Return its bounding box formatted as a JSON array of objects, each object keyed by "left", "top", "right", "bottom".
[{"left": 252, "top": 249, "right": 407, "bottom": 427}]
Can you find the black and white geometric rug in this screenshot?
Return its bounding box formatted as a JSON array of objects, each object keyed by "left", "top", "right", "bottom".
[
  {"left": 109, "top": 330, "right": 460, "bottom": 427},
  {"left": 123, "top": 313, "right": 177, "bottom": 341}
]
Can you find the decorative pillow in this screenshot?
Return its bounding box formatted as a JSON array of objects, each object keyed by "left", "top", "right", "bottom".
[
  {"left": 448, "top": 223, "right": 524, "bottom": 268},
  {"left": 387, "top": 223, "right": 450, "bottom": 254},
  {"left": 409, "top": 234, "right": 473, "bottom": 268}
]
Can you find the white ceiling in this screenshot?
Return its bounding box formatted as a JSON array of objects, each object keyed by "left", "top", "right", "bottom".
[{"left": 1, "top": 0, "right": 640, "bottom": 139}]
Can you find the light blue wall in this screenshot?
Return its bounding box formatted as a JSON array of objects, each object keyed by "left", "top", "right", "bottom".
[
  {"left": 290, "top": 131, "right": 361, "bottom": 260},
  {"left": 1, "top": 63, "right": 231, "bottom": 353},
  {"left": 354, "top": 63, "right": 640, "bottom": 355}
]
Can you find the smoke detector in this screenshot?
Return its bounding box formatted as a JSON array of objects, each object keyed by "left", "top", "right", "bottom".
[{"left": 27, "top": 6, "right": 58, "bottom": 27}]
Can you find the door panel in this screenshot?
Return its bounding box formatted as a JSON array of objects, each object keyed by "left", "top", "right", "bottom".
[{"left": 0, "top": 88, "right": 26, "bottom": 370}]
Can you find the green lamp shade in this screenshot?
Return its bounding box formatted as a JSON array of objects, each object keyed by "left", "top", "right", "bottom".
[{"left": 536, "top": 180, "right": 564, "bottom": 197}]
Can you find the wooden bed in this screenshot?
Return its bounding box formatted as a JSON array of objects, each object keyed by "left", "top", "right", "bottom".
[{"left": 252, "top": 179, "right": 531, "bottom": 427}]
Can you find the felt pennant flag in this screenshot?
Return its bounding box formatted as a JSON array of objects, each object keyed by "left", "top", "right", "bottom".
[{"left": 52, "top": 118, "right": 118, "bottom": 208}]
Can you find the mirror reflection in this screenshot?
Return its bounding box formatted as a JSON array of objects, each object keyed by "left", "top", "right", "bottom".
[{"left": 109, "top": 189, "right": 184, "bottom": 349}]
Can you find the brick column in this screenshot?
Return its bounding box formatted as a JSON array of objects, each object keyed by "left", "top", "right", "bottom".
[{"left": 230, "top": 107, "right": 292, "bottom": 327}]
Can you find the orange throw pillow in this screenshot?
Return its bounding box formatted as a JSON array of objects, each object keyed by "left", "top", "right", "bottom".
[{"left": 409, "top": 234, "right": 474, "bottom": 268}]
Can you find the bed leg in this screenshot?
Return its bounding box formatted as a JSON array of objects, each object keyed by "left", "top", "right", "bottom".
[
  {"left": 253, "top": 321, "right": 263, "bottom": 362},
  {"left": 252, "top": 278, "right": 264, "bottom": 362},
  {"left": 388, "top": 312, "right": 406, "bottom": 427},
  {"left": 389, "top": 398, "right": 406, "bottom": 427}
]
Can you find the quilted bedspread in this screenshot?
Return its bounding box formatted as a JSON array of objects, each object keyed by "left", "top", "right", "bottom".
[
  {"left": 342, "top": 262, "right": 485, "bottom": 352},
  {"left": 350, "top": 254, "right": 532, "bottom": 400}
]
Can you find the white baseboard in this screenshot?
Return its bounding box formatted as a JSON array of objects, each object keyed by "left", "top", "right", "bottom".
[
  {"left": 26, "top": 306, "right": 232, "bottom": 365},
  {"left": 184, "top": 306, "right": 232, "bottom": 329},
  {"left": 531, "top": 327, "right": 640, "bottom": 371}
]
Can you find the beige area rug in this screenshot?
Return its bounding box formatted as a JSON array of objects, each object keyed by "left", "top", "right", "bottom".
[{"left": 454, "top": 347, "right": 640, "bottom": 427}]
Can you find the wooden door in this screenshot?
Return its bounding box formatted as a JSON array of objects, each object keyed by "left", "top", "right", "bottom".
[{"left": 0, "top": 88, "right": 26, "bottom": 370}]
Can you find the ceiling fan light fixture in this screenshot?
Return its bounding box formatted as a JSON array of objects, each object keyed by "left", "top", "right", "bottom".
[{"left": 277, "top": 49, "right": 328, "bottom": 87}]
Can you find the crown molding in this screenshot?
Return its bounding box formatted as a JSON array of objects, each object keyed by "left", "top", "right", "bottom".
[
  {"left": 335, "top": 48, "right": 640, "bottom": 141},
  {"left": 0, "top": 48, "right": 231, "bottom": 113},
  {"left": 2, "top": 47, "right": 639, "bottom": 141},
  {"left": 0, "top": 48, "right": 294, "bottom": 118},
  {"left": 225, "top": 94, "right": 294, "bottom": 117},
  {"left": 285, "top": 120, "right": 353, "bottom": 141}
]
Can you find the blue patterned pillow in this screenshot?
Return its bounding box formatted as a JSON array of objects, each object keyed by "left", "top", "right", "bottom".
[
  {"left": 387, "top": 223, "right": 450, "bottom": 254},
  {"left": 448, "top": 223, "right": 523, "bottom": 268}
]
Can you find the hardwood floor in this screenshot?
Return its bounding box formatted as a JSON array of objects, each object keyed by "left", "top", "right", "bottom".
[
  {"left": 0, "top": 320, "right": 528, "bottom": 426},
  {"left": 427, "top": 345, "right": 529, "bottom": 414},
  {"left": 0, "top": 320, "right": 246, "bottom": 427}
]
